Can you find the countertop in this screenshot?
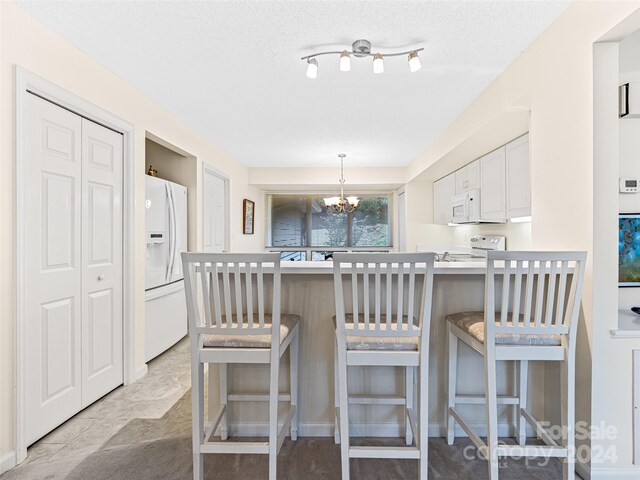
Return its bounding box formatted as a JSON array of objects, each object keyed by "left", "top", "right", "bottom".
[{"left": 280, "top": 260, "right": 487, "bottom": 275}]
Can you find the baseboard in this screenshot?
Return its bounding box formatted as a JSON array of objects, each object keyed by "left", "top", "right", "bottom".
[
  {"left": 226, "top": 421, "right": 533, "bottom": 439},
  {"left": 134, "top": 364, "right": 148, "bottom": 382},
  {"left": 0, "top": 451, "right": 17, "bottom": 475},
  {"left": 589, "top": 467, "right": 640, "bottom": 479}
]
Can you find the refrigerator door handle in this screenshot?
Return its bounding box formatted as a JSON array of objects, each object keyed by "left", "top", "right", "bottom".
[{"left": 166, "top": 183, "right": 176, "bottom": 282}]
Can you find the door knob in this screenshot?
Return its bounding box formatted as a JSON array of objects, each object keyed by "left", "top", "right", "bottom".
[{"left": 97, "top": 275, "right": 105, "bottom": 281}]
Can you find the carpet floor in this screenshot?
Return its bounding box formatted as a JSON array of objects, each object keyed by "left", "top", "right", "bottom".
[{"left": 3, "top": 389, "right": 569, "bottom": 480}]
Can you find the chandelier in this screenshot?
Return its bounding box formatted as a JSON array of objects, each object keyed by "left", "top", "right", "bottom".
[
  {"left": 324, "top": 154, "right": 360, "bottom": 214},
  {"left": 302, "top": 39, "right": 423, "bottom": 79}
]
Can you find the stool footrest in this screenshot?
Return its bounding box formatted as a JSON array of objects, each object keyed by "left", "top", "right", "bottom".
[
  {"left": 455, "top": 394, "right": 519, "bottom": 405},
  {"left": 200, "top": 441, "right": 269, "bottom": 454},
  {"left": 228, "top": 393, "right": 291, "bottom": 402},
  {"left": 496, "top": 445, "right": 568, "bottom": 458},
  {"left": 349, "top": 395, "right": 405, "bottom": 405},
  {"left": 349, "top": 446, "right": 420, "bottom": 459}
]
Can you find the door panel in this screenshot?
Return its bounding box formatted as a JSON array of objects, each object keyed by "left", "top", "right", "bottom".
[
  {"left": 87, "top": 288, "right": 114, "bottom": 378},
  {"left": 81, "top": 118, "right": 123, "bottom": 407},
  {"left": 88, "top": 182, "right": 114, "bottom": 264},
  {"left": 25, "top": 93, "right": 83, "bottom": 445},
  {"left": 40, "top": 297, "right": 76, "bottom": 402},
  {"left": 42, "top": 173, "right": 76, "bottom": 269},
  {"left": 204, "top": 170, "right": 227, "bottom": 253}
]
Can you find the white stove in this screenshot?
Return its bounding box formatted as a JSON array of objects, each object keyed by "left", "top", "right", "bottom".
[
  {"left": 417, "top": 235, "right": 506, "bottom": 262},
  {"left": 469, "top": 235, "right": 506, "bottom": 258}
]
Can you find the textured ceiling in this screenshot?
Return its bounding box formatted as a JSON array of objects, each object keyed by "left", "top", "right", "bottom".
[{"left": 14, "top": 1, "right": 569, "bottom": 167}]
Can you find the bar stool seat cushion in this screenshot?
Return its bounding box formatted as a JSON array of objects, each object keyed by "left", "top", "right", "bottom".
[
  {"left": 446, "top": 311, "right": 561, "bottom": 346},
  {"left": 203, "top": 313, "right": 300, "bottom": 348},
  {"left": 333, "top": 314, "right": 419, "bottom": 351}
]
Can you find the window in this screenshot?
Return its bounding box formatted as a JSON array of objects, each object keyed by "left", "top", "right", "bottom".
[{"left": 267, "top": 194, "right": 392, "bottom": 260}]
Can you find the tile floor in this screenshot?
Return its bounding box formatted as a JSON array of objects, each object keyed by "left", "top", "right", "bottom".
[{"left": 2, "top": 337, "right": 193, "bottom": 478}]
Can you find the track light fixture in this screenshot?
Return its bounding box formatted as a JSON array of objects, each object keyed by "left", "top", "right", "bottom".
[
  {"left": 339, "top": 50, "right": 351, "bottom": 72},
  {"left": 301, "top": 39, "right": 423, "bottom": 79}
]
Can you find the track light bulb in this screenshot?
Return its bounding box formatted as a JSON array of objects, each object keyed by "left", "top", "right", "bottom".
[
  {"left": 306, "top": 58, "right": 318, "bottom": 79},
  {"left": 339, "top": 50, "right": 351, "bottom": 72},
  {"left": 408, "top": 51, "right": 421, "bottom": 72},
  {"left": 373, "top": 53, "right": 384, "bottom": 74}
]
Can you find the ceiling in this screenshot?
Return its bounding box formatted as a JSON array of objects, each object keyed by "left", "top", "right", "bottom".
[{"left": 14, "top": 1, "right": 569, "bottom": 168}]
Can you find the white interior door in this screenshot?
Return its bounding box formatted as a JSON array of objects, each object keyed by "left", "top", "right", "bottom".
[
  {"left": 81, "top": 118, "right": 123, "bottom": 406},
  {"left": 24, "top": 94, "right": 124, "bottom": 445},
  {"left": 203, "top": 168, "right": 227, "bottom": 252},
  {"left": 25, "top": 94, "right": 83, "bottom": 444}
]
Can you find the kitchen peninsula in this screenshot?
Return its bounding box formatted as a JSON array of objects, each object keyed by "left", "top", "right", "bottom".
[{"left": 209, "top": 259, "right": 529, "bottom": 439}]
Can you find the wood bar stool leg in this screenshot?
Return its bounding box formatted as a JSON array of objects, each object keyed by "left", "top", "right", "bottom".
[
  {"left": 192, "top": 361, "right": 205, "bottom": 480},
  {"left": 485, "top": 354, "right": 500, "bottom": 479},
  {"left": 447, "top": 325, "right": 458, "bottom": 445},
  {"left": 219, "top": 363, "right": 228, "bottom": 440},
  {"left": 337, "top": 346, "right": 350, "bottom": 480},
  {"left": 562, "top": 354, "right": 575, "bottom": 480},
  {"left": 290, "top": 331, "right": 299, "bottom": 441},
  {"left": 334, "top": 335, "right": 340, "bottom": 444},
  {"left": 405, "top": 366, "right": 414, "bottom": 445},
  {"left": 518, "top": 360, "right": 529, "bottom": 446},
  {"left": 419, "top": 363, "right": 428, "bottom": 480},
  {"left": 268, "top": 353, "right": 280, "bottom": 480}
]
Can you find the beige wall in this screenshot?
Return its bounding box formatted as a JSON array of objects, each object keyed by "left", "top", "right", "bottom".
[
  {"left": 248, "top": 166, "right": 406, "bottom": 192},
  {"left": 0, "top": 2, "right": 263, "bottom": 460}
]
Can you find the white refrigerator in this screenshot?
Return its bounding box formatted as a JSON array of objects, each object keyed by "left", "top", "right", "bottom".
[{"left": 145, "top": 175, "right": 188, "bottom": 362}]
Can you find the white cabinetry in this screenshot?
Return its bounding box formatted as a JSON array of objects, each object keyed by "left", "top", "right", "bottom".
[
  {"left": 479, "top": 147, "right": 506, "bottom": 222},
  {"left": 454, "top": 159, "right": 480, "bottom": 195},
  {"left": 505, "top": 134, "right": 531, "bottom": 218},
  {"left": 433, "top": 174, "right": 456, "bottom": 225}
]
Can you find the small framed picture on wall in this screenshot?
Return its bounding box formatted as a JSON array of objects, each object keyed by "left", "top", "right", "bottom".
[{"left": 243, "top": 199, "right": 255, "bottom": 235}]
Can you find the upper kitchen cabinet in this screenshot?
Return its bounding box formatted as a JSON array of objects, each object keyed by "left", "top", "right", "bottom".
[
  {"left": 505, "top": 134, "right": 531, "bottom": 218},
  {"left": 433, "top": 173, "right": 456, "bottom": 225},
  {"left": 454, "top": 159, "right": 480, "bottom": 195},
  {"left": 479, "top": 147, "right": 507, "bottom": 222}
]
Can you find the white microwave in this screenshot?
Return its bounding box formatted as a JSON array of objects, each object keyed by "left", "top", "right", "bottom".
[{"left": 451, "top": 189, "right": 480, "bottom": 224}]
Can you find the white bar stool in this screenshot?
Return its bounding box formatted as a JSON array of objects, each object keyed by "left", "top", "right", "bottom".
[
  {"left": 182, "top": 252, "right": 299, "bottom": 480},
  {"left": 332, "top": 252, "right": 436, "bottom": 480},
  {"left": 446, "top": 251, "right": 586, "bottom": 480}
]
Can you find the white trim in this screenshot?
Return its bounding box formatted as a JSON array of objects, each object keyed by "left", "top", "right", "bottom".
[
  {"left": 202, "top": 162, "right": 230, "bottom": 252},
  {"left": 134, "top": 364, "right": 149, "bottom": 382},
  {"left": 0, "top": 451, "right": 17, "bottom": 475},
  {"left": 14, "top": 67, "right": 137, "bottom": 463},
  {"left": 589, "top": 467, "right": 640, "bottom": 479}
]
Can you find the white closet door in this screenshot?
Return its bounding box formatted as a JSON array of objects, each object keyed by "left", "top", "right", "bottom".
[
  {"left": 25, "top": 94, "right": 83, "bottom": 444},
  {"left": 81, "top": 118, "right": 123, "bottom": 406},
  {"left": 203, "top": 169, "right": 227, "bottom": 252}
]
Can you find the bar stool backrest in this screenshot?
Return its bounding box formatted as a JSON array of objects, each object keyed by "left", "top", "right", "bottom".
[
  {"left": 484, "top": 250, "right": 587, "bottom": 345},
  {"left": 332, "top": 252, "right": 436, "bottom": 346},
  {"left": 182, "top": 252, "right": 281, "bottom": 344}
]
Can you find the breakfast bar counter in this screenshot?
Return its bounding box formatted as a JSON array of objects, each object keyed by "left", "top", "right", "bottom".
[{"left": 208, "top": 260, "right": 528, "bottom": 438}]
